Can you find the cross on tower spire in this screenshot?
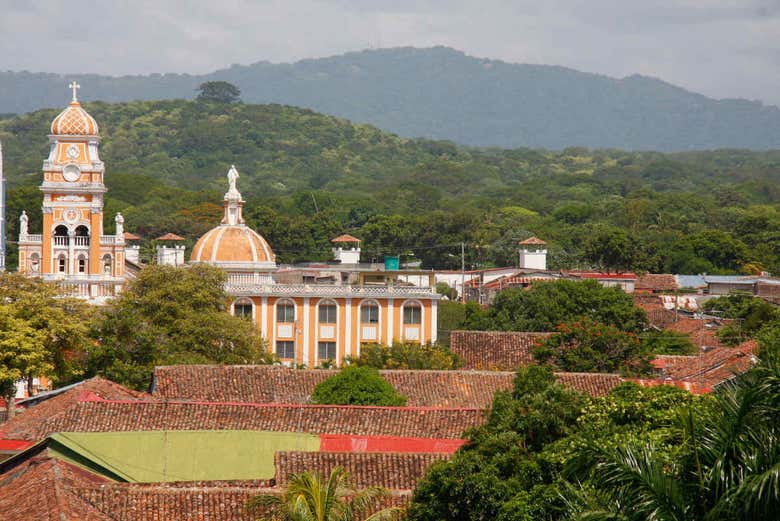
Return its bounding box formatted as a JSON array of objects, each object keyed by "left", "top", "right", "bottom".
[{"left": 69, "top": 81, "right": 80, "bottom": 102}]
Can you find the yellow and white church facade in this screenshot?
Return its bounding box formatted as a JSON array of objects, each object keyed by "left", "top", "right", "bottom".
[
  {"left": 17, "top": 85, "right": 440, "bottom": 366},
  {"left": 17, "top": 83, "right": 126, "bottom": 300}
]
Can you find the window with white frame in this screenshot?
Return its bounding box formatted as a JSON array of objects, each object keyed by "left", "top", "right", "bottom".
[
  {"left": 318, "top": 341, "right": 336, "bottom": 361},
  {"left": 318, "top": 301, "right": 337, "bottom": 324},
  {"left": 233, "top": 299, "right": 253, "bottom": 319},
  {"left": 276, "top": 300, "right": 295, "bottom": 322},
  {"left": 403, "top": 302, "right": 422, "bottom": 324},
  {"left": 276, "top": 341, "right": 295, "bottom": 359},
  {"left": 360, "top": 302, "right": 379, "bottom": 323}
]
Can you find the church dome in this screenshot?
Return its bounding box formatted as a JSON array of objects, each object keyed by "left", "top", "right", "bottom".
[
  {"left": 190, "top": 165, "right": 276, "bottom": 270},
  {"left": 51, "top": 82, "right": 99, "bottom": 136},
  {"left": 192, "top": 226, "right": 275, "bottom": 265},
  {"left": 51, "top": 101, "right": 99, "bottom": 136}
]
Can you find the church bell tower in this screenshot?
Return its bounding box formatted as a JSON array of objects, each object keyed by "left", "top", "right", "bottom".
[{"left": 17, "top": 83, "right": 126, "bottom": 298}]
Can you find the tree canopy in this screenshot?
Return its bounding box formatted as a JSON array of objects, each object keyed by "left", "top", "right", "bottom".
[
  {"left": 310, "top": 366, "right": 407, "bottom": 406},
  {"left": 2, "top": 99, "right": 779, "bottom": 275},
  {"left": 196, "top": 81, "right": 241, "bottom": 104},
  {"left": 87, "top": 264, "right": 272, "bottom": 390}
]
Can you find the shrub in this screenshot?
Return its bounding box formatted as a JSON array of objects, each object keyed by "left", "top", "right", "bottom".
[{"left": 310, "top": 366, "right": 407, "bottom": 406}]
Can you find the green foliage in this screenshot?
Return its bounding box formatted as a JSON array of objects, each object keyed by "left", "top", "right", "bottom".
[
  {"left": 435, "top": 281, "right": 458, "bottom": 300},
  {"left": 0, "top": 273, "right": 93, "bottom": 390},
  {"left": 196, "top": 81, "right": 241, "bottom": 104},
  {"left": 641, "top": 329, "right": 696, "bottom": 355},
  {"left": 533, "top": 318, "right": 649, "bottom": 375},
  {"left": 87, "top": 264, "right": 272, "bottom": 390},
  {"left": 567, "top": 362, "right": 780, "bottom": 520},
  {"left": 310, "top": 366, "right": 406, "bottom": 406},
  {"left": 2, "top": 99, "right": 778, "bottom": 273},
  {"left": 485, "top": 280, "right": 647, "bottom": 333},
  {"left": 246, "top": 466, "right": 403, "bottom": 520},
  {"left": 410, "top": 367, "right": 701, "bottom": 521},
  {"left": 583, "top": 225, "right": 647, "bottom": 272},
  {"left": 348, "top": 342, "right": 461, "bottom": 370}
]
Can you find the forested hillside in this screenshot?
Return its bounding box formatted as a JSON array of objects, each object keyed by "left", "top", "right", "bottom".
[
  {"left": 2, "top": 47, "right": 780, "bottom": 151},
  {"left": 2, "top": 99, "right": 780, "bottom": 273}
]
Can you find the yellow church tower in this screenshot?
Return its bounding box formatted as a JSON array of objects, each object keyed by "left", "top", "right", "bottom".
[{"left": 17, "top": 83, "right": 126, "bottom": 300}]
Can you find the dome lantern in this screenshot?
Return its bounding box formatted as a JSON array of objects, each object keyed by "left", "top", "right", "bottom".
[
  {"left": 50, "top": 81, "right": 99, "bottom": 136},
  {"left": 191, "top": 166, "right": 276, "bottom": 272}
]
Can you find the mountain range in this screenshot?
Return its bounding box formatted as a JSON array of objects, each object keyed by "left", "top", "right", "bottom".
[{"left": 1, "top": 46, "right": 779, "bottom": 151}]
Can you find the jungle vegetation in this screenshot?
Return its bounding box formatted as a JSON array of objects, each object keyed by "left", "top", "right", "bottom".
[{"left": 2, "top": 99, "right": 780, "bottom": 276}]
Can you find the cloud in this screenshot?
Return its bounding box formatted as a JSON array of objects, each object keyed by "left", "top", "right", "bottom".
[{"left": 0, "top": 0, "right": 778, "bottom": 105}]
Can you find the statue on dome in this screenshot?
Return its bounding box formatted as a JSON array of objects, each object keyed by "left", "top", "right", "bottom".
[
  {"left": 227, "top": 165, "right": 240, "bottom": 196},
  {"left": 19, "top": 211, "right": 28, "bottom": 237},
  {"left": 115, "top": 212, "right": 124, "bottom": 238}
]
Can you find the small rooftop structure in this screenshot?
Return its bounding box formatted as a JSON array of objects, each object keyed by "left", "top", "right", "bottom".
[
  {"left": 518, "top": 236, "right": 547, "bottom": 246},
  {"left": 155, "top": 233, "right": 185, "bottom": 241},
  {"left": 331, "top": 234, "right": 362, "bottom": 264},
  {"left": 331, "top": 234, "right": 361, "bottom": 244},
  {"left": 123, "top": 232, "right": 141, "bottom": 241}
]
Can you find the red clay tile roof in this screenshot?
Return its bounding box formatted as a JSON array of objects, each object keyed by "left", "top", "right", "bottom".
[
  {"left": 565, "top": 271, "right": 638, "bottom": 280},
  {"left": 151, "top": 365, "right": 623, "bottom": 406},
  {"left": 275, "top": 451, "right": 449, "bottom": 490},
  {"left": 75, "top": 482, "right": 408, "bottom": 521},
  {"left": 152, "top": 365, "right": 516, "bottom": 408},
  {"left": 450, "top": 331, "right": 553, "bottom": 370},
  {"left": 155, "top": 232, "right": 185, "bottom": 241},
  {"left": 0, "top": 377, "right": 145, "bottom": 439},
  {"left": 2, "top": 399, "right": 485, "bottom": 442},
  {"left": 123, "top": 231, "right": 142, "bottom": 241},
  {"left": 331, "top": 234, "right": 361, "bottom": 243},
  {"left": 554, "top": 372, "right": 624, "bottom": 397},
  {"left": 636, "top": 274, "right": 678, "bottom": 292},
  {"left": 0, "top": 454, "right": 112, "bottom": 521},
  {"left": 0, "top": 452, "right": 408, "bottom": 521},
  {"left": 518, "top": 236, "right": 547, "bottom": 245}
]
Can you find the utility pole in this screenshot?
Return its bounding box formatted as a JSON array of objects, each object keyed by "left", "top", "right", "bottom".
[
  {"left": 461, "top": 242, "right": 465, "bottom": 303},
  {"left": 0, "top": 140, "right": 5, "bottom": 272}
]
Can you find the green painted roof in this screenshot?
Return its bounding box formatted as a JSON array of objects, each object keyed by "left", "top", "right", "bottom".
[{"left": 47, "top": 430, "right": 320, "bottom": 482}]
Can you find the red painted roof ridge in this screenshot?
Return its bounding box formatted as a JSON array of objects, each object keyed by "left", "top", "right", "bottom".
[{"left": 75, "top": 397, "right": 487, "bottom": 412}]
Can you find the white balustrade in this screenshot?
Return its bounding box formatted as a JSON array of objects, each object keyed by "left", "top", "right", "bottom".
[
  {"left": 74, "top": 236, "right": 90, "bottom": 247},
  {"left": 54, "top": 236, "right": 68, "bottom": 246},
  {"left": 224, "top": 282, "right": 436, "bottom": 298}
]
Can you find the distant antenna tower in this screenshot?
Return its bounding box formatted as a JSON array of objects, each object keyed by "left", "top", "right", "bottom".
[{"left": 0, "top": 140, "right": 5, "bottom": 271}]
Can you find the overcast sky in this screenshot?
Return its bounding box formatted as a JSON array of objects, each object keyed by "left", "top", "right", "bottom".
[{"left": 2, "top": 0, "right": 779, "bottom": 105}]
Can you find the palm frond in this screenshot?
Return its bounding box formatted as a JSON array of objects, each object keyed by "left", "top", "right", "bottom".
[{"left": 594, "top": 445, "right": 688, "bottom": 521}]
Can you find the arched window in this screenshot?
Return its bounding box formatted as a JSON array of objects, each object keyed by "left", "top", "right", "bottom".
[
  {"left": 54, "top": 225, "right": 69, "bottom": 246},
  {"left": 103, "top": 254, "right": 113, "bottom": 275},
  {"left": 276, "top": 300, "right": 295, "bottom": 323},
  {"left": 77, "top": 254, "right": 87, "bottom": 274},
  {"left": 57, "top": 254, "right": 67, "bottom": 273},
  {"left": 318, "top": 300, "right": 337, "bottom": 324},
  {"left": 360, "top": 301, "right": 380, "bottom": 324},
  {"left": 29, "top": 253, "right": 40, "bottom": 273},
  {"left": 403, "top": 301, "right": 422, "bottom": 325},
  {"left": 233, "top": 298, "right": 254, "bottom": 319},
  {"left": 74, "top": 225, "right": 89, "bottom": 247}
]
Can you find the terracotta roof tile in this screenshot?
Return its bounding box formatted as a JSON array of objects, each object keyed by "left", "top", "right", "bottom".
[
  {"left": 0, "top": 454, "right": 112, "bottom": 521},
  {"left": 450, "top": 331, "right": 553, "bottom": 370},
  {"left": 636, "top": 274, "right": 678, "bottom": 292},
  {"left": 155, "top": 232, "right": 185, "bottom": 241},
  {"left": 153, "top": 365, "right": 515, "bottom": 408},
  {"left": 0, "top": 377, "right": 145, "bottom": 440},
  {"left": 331, "top": 234, "right": 361, "bottom": 243},
  {"left": 275, "top": 451, "right": 449, "bottom": 490},
  {"left": 518, "top": 236, "right": 547, "bottom": 245},
  {"left": 4, "top": 399, "right": 484, "bottom": 442}
]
